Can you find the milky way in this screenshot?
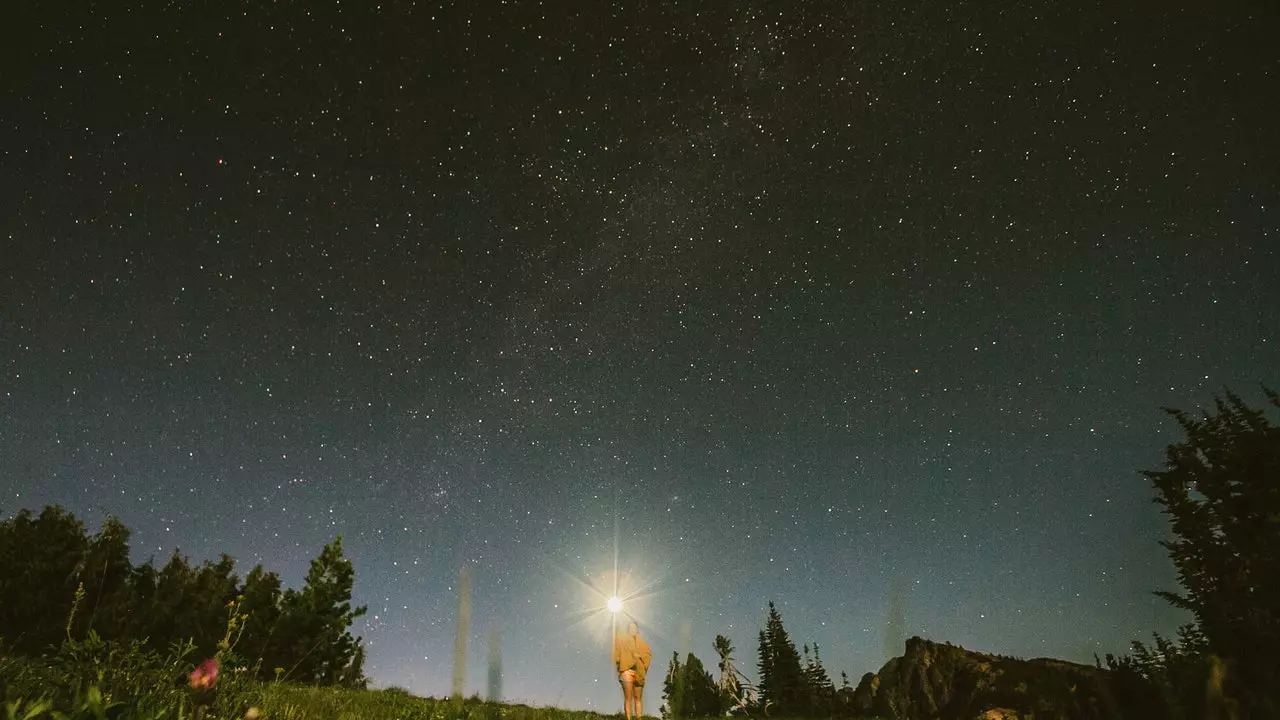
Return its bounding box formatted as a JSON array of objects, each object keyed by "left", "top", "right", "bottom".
[{"left": 2, "top": 3, "right": 1277, "bottom": 710}]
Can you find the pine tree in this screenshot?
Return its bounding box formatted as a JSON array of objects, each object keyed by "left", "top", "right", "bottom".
[
  {"left": 662, "top": 652, "right": 719, "bottom": 718},
  {"left": 806, "top": 643, "right": 835, "bottom": 716},
  {"left": 755, "top": 628, "right": 772, "bottom": 711},
  {"left": 0, "top": 506, "right": 373, "bottom": 688},
  {"left": 662, "top": 651, "right": 683, "bottom": 719},
  {"left": 682, "top": 653, "right": 720, "bottom": 717},
  {"left": 756, "top": 602, "right": 807, "bottom": 716},
  {"left": 835, "top": 670, "right": 855, "bottom": 716},
  {"left": 237, "top": 564, "right": 283, "bottom": 677},
  {"left": 275, "top": 536, "right": 368, "bottom": 685},
  {"left": 338, "top": 644, "right": 367, "bottom": 689},
  {"left": 1140, "top": 389, "right": 1280, "bottom": 715},
  {"left": 713, "top": 634, "right": 740, "bottom": 710}
]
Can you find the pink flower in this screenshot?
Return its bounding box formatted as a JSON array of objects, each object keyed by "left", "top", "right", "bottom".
[{"left": 190, "top": 658, "right": 219, "bottom": 689}]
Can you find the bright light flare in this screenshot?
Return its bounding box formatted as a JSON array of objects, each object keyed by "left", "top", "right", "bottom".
[{"left": 607, "top": 595, "right": 624, "bottom": 613}]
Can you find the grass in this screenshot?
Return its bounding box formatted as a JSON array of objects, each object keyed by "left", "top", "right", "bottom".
[
  {"left": 242, "top": 687, "right": 623, "bottom": 720},
  {"left": 0, "top": 634, "right": 885, "bottom": 720},
  {"left": 3, "top": 676, "right": 890, "bottom": 720}
]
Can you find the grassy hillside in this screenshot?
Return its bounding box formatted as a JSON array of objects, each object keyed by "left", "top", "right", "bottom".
[{"left": 1, "top": 640, "right": 886, "bottom": 720}]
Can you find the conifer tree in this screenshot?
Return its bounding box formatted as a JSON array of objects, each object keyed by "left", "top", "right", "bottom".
[
  {"left": 662, "top": 651, "right": 683, "bottom": 719},
  {"left": 237, "top": 564, "right": 284, "bottom": 676},
  {"left": 662, "top": 651, "right": 719, "bottom": 718},
  {"left": 275, "top": 536, "right": 367, "bottom": 685},
  {"left": 0, "top": 506, "right": 371, "bottom": 687},
  {"left": 713, "top": 634, "right": 740, "bottom": 709},
  {"left": 836, "top": 670, "right": 855, "bottom": 716},
  {"left": 681, "top": 653, "right": 720, "bottom": 717},
  {"left": 1140, "top": 389, "right": 1280, "bottom": 716},
  {"left": 755, "top": 628, "right": 772, "bottom": 711},
  {"left": 756, "top": 602, "right": 807, "bottom": 716},
  {"left": 806, "top": 642, "right": 835, "bottom": 715}
]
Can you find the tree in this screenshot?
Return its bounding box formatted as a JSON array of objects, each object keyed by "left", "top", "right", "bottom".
[
  {"left": 0, "top": 506, "right": 89, "bottom": 654},
  {"left": 835, "top": 670, "right": 856, "bottom": 716},
  {"left": 1142, "top": 388, "right": 1280, "bottom": 716},
  {"left": 132, "top": 551, "right": 239, "bottom": 657},
  {"left": 73, "top": 516, "right": 135, "bottom": 641},
  {"left": 662, "top": 651, "right": 683, "bottom": 719},
  {"left": 236, "top": 564, "right": 284, "bottom": 676},
  {"left": 1104, "top": 627, "right": 1210, "bottom": 718},
  {"left": 756, "top": 602, "right": 807, "bottom": 716},
  {"left": 274, "top": 536, "right": 367, "bottom": 685},
  {"left": 0, "top": 505, "right": 370, "bottom": 687},
  {"left": 713, "top": 634, "right": 741, "bottom": 709},
  {"left": 805, "top": 643, "right": 835, "bottom": 715},
  {"left": 662, "top": 651, "right": 720, "bottom": 718}
]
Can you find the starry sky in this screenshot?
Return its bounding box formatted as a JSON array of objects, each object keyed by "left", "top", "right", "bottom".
[{"left": 2, "top": 1, "right": 1278, "bottom": 711}]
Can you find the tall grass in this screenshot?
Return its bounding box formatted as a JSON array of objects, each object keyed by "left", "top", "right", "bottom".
[{"left": 0, "top": 588, "right": 883, "bottom": 719}]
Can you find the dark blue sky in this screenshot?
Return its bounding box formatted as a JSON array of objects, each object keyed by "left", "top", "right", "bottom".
[{"left": 3, "top": 1, "right": 1277, "bottom": 710}]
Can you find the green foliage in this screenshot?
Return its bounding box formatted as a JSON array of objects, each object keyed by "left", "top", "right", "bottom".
[
  {"left": 132, "top": 552, "right": 241, "bottom": 660},
  {"left": 1101, "top": 626, "right": 1211, "bottom": 720},
  {"left": 0, "top": 628, "right": 256, "bottom": 719},
  {"left": 0, "top": 507, "right": 89, "bottom": 655},
  {"left": 0, "top": 506, "right": 368, "bottom": 690},
  {"left": 251, "top": 686, "right": 636, "bottom": 720},
  {"left": 746, "top": 607, "right": 861, "bottom": 718},
  {"left": 1, "top": 631, "right": 662, "bottom": 720},
  {"left": 1139, "top": 388, "right": 1280, "bottom": 716},
  {"left": 273, "top": 537, "right": 368, "bottom": 687},
  {"left": 711, "top": 635, "right": 740, "bottom": 710},
  {"left": 755, "top": 603, "right": 808, "bottom": 717},
  {"left": 802, "top": 644, "right": 834, "bottom": 716},
  {"left": 73, "top": 517, "right": 135, "bottom": 643},
  {"left": 661, "top": 652, "right": 720, "bottom": 719}
]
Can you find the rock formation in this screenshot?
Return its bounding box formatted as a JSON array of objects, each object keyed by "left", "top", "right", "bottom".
[{"left": 851, "top": 637, "right": 1137, "bottom": 720}]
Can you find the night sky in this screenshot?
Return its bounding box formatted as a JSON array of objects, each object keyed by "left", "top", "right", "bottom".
[{"left": 3, "top": 1, "right": 1277, "bottom": 711}]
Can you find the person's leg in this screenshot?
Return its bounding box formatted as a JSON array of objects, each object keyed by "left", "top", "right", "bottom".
[
  {"left": 634, "top": 683, "right": 643, "bottom": 718},
  {"left": 621, "top": 680, "right": 634, "bottom": 719}
]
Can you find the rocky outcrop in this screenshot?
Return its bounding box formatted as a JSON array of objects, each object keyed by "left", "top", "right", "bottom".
[{"left": 851, "top": 637, "right": 1132, "bottom": 720}]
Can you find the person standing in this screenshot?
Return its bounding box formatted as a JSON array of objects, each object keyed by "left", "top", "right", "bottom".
[{"left": 613, "top": 621, "right": 652, "bottom": 719}]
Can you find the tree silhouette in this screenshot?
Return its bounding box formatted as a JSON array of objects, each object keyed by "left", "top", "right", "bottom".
[
  {"left": 662, "top": 651, "right": 720, "bottom": 718},
  {"left": 805, "top": 642, "right": 835, "bottom": 715},
  {"left": 712, "top": 634, "right": 741, "bottom": 709},
  {"left": 275, "top": 535, "right": 367, "bottom": 685},
  {"left": 1142, "top": 388, "right": 1280, "bottom": 716},
  {"left": 662, "top": 651, "right": 683, "bottom": 719},
  {"left": 0, "top": 505, "right": 368, "bottom": 687},
  {"left": 132, "top": 551, "right": 239, "bottom": 657},
  {"left": 756, "top": 602, "right": 807, "bottom": 716},
  {"left": 0, "top": 506, "right": 89, "bottom": 654},
  {"left": 73, "top": 516, "right": 134, "bottom": 641},
  {"left": 237, "top": 564, "right": 284, "bottom": 677}
]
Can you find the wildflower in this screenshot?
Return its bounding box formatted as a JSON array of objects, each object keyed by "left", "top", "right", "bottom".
[
  {"left": 190, "top": 657, "right": 219, "bottom": 689},
  {"left": 65, "top": 582, "right": 86, "bottom": 640}
]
